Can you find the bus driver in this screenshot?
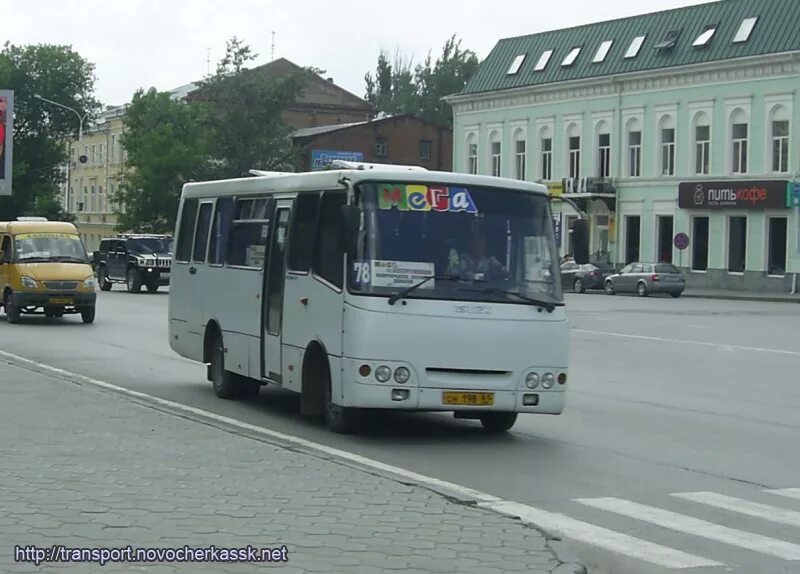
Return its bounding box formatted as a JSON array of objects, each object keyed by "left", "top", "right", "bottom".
[{"left": 445, "top": 232, "right": 506, "bottom": 280}]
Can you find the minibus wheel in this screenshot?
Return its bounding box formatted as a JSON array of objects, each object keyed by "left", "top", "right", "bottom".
[
  {"left": 5, "top": 295, "right": 20, "bottom": 324},
  {"left": 323, "top": 371, "right": 361, "bottom": 434},
  {"left": 479, "top": 412, "right": 517, "bottom": 433}
]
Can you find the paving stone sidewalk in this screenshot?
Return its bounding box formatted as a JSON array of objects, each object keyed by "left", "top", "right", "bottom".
[{"left": 0, "top": 360, "right": 581, "bottom": 574}]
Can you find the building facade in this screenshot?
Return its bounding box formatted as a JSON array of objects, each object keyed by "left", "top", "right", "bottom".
[
  {"left": 292, "top": 115, "right": 453, "bottom": 172},
  {"left": 448, "top": 0, "right": 800, "bottom": 292}
]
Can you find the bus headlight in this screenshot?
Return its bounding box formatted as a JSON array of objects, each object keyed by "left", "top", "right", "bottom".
[
  {"left": 21, "top": 276, "right": 38, "bottom": 289},
  {"left": 525, "top": 372, "right": 540, "bottom": 389},
  {"left": 375, "top": 366, "right": 392, "bottom": 382},
  {"left": 542, "top": 373, "right": 555, "bottom": 389},
  {"left": 393, "top": 367, "right": 410, "bottom": 384}
]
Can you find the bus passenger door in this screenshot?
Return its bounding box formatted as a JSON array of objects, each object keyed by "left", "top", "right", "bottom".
[{"left": 262, "top": 201, "right": 292, "bottom": 382}]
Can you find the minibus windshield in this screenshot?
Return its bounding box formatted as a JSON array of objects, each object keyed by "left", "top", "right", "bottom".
[
  {"left": 349, "top": 182, "right": 563, "bottom": 305},
  {"left": 13, "top": 233, "right": 89, "bottom": 263}
]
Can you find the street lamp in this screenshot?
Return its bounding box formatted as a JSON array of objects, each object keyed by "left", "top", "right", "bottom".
[{"left": 34, "top": 94, "right": 88, "bottom": 213}]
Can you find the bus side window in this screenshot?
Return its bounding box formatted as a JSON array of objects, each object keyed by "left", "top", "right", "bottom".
[
  {"left": 192, "top": 202, "right": 214, "bottom": 263},
  {"left": 287, "top": 192, "right": 321, "bottom": 273},
  {"left": 208, "top": 198, "right": 234, "bottom": 266},
  {"left": 228, "top": 197, "right": 271, "bottom": 268},
  {"left": 176, "top": 199, "right": 199, "bottom": 263},
  {"left": 313, "top": 192, "right": 347, "bottom": 288}
]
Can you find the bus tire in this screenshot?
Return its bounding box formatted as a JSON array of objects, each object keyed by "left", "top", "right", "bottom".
[
  {"left": 480, "top": 412, "right": 517, "bottom": 433},
  {"left": 5, "top": 294, "right": 20, "bottom": 324},
  {"left": 210, "top": 332, "right": 241, "bottom": 400}
]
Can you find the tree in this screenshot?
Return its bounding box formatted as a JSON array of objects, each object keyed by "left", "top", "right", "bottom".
[
  {"left": 113, "top": 88, "right": 213, "bottom": 233},
  {"left": 0, "top": 42, "right": 98, "bottom": 220},
  {"left": 194, "top": 36, "right": 321, "bottom": 178},
  {"left": 364, "top": 35, "right": 480, "bottom": 127}
]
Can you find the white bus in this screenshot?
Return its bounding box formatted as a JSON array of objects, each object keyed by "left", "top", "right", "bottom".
[{"left": 168, "top": 162, "right": 588, "bottom": 433}]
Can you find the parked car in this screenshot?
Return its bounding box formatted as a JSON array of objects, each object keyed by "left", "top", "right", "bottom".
[
  {"left": 561, "top": 261, "right": 617, "bottom": 293},
  {"left": 603, "top": 262, "right": 685, "bottom": 298}
]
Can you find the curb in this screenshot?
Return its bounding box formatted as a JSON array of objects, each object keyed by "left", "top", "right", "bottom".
[
  {"left": 682, "top": 292, "right": 800, "bottom": 303},
  {"left": 0, "top": 351, "right": 588, "bottom": 574}
]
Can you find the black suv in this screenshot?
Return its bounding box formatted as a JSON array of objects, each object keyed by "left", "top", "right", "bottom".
[{"left": 93, "top": 234, "right": 173, "bottom": 293}]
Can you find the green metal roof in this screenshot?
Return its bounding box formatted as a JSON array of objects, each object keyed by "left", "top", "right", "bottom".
[{"left": 460, "top": 0, "right": 800, "bottom": 96}]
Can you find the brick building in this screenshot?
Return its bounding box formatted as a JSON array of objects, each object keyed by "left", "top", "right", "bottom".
[{"left": 292, "top": 115, "right": 453, "bottom": 172}]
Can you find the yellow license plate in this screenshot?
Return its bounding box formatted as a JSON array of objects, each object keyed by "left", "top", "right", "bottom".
[
  {"left": 442, "top": 392, "right": 495, "bottom": 406},
  {"left": 49, "top": 297, "right": 73, "bottom": 305}
]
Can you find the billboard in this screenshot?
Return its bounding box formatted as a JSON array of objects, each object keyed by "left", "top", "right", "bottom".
[
  {"left": 678, "top": 180, "right": 789, "bottom": 210},
  {"left": 0, "top": 90, "right": 13, "bottom": 196},
  {"left": 311, "top": 149, "right": 363, "bottom": 171}
]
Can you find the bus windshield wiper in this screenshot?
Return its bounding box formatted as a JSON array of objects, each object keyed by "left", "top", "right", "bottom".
[
  {"left": 387, "top": 275, "right": 459, "bottom": 305},
  {"left": 458, "top": 287, "right": 557, "bottom": 313}
]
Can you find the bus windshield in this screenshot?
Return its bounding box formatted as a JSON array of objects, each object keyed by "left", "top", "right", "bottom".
[
  {"left": 13, "top": 233, "right": 89, "bottom": 263},
  {"left": 349, "top": 182, "right": 562, "bottom": 305}
]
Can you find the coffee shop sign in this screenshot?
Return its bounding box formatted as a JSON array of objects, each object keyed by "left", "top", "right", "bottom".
[{"left": 678, "top": 181, "right": 788, "bottom": 210}]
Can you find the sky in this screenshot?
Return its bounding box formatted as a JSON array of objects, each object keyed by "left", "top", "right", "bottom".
[{"left": 4, "top": 0, "right": 715, "bottom": 106}]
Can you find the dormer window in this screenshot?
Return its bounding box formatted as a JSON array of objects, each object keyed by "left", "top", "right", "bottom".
[
  {"left": 593, "top": 40, "right": 613, "bottom": 63},
  {"left": 561, "top": 46, "right": 582, "bottom": 67},
  {"left": 693, "top": 24, "right": 717, "bottom": 47},
  {"left": 733, "top": 17, "right": 758, "bottom": 43},
  {"left": 654, "top": 30, "right": 681, "bottom": 50},
  {"left": 534, "top": 50, "right": 553, "bottom": 71},
  {"left": 507, "top": 54, "right": 526, "bottom": 75},
  {"left": 625, "top": 35, "right": 646, "bottom": 58}
]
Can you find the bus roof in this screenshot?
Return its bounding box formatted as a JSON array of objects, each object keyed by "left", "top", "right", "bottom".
[
  {"left": 0, "top": 221, "right": 79, "bottom": 235},
  {"left": 181, "top": 168, "right": 549, "bottom": 200}
]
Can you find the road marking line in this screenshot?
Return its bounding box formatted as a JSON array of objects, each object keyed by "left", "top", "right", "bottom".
[
  {"left": 764, "top": 488, "right": 800, "bottom": 501},
  {"left": 478, "top": 501, "right": 721, "bottom": 569},
  {"left": 573, "top": 329, "right": 800, "bottom": 357},
  {"left": 673, "top": 492, "right": 800, "bottom": 528},
  {"left": 576, "top": 497, "right": 800, "bottom": 560}
]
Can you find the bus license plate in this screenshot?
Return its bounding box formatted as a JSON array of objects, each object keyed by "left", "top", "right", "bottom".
[
  {"left": 49, "top": 297, "right": 73, "bottom": 305},
  {"left": 442, "top": 392, "right": 494, "bottom": 406}
]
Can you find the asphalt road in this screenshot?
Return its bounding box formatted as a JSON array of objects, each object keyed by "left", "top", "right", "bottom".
[{"left": 2, "top": 288, "right": 799, "bottom": 574}]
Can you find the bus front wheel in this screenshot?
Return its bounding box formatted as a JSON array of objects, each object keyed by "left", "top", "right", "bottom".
[
  {"left": 480, "top": 412, "right": 517, "bottom": 433},
  {"left": 323, "top": 373, "right": 361, "bottom": 434}
]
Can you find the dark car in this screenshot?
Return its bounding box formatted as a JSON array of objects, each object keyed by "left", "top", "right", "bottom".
[
  {"left": 560, "top": 262, "right": 613, "bottom": 293},
  {"left": 604, "top": 262, "right": 685, "bottom": 298},
  {"left": 93, "top": 234, "right": 173, "bottom": 293}
]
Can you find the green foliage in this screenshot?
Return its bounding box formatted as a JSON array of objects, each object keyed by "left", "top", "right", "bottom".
[
  {"left": 0, "top": 42, "right": 98, "bottom": 220},
  {"left": 364, "top": 35, "right": 480, "bottom": 127},
  {"left": 113, "top": 88, "right": 213, "bottom": 233}
]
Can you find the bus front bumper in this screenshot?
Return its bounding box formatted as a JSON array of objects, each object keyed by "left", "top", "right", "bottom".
[{"left": 344, "top": 383, "right": 565, "bottom": 414}]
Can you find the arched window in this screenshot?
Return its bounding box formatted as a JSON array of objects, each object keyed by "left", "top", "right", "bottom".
[
  {"left": 466, "top": 133, "right": 478, "bottom": 174},
  {"left": 567, "top": 123, "right": 580, "bottom": 179},
  {"left": 730, "top": 108, "right": 749, "bottom": 174},
  {"left": 539, "top": 126, "right": 553, "bottom": 181},
  {"left": 769, "top": 105, "right": 790, "bottom": 173},
  {"left": 489, "top": 130, "right": 501, "bottom": 177},
  {"left": 513, "top": 128, "right": 526, "bottom": 180},
  {"left": 659, "top": 115, "right": 676, "bottom": 176},
  {"left": 595, "top": 121, "right": 611, "bottom": 178},
  {"left": 692, "top": 112, "right": 711, "bottom": 175},
  {"left": 626, "top": 118, "right": 642, "bottom": 177}
]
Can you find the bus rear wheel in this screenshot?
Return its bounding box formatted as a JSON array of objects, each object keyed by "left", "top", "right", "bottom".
[{"left": 480, "top": 412, "right": 517, "bottom": 433}]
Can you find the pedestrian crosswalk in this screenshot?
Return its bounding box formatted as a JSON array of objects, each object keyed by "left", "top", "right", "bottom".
[{"left": 479, "top": 486, "right": 800, "bottom": 570}]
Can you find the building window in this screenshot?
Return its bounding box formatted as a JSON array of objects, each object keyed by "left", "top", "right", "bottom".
[
  {"left": 467, "top": 137, "right": 478, "bottom": 174},
  {"left": 91, "top": 144, "right": 96, "bottom": 164},
  {"left": 507, "top": 54, "right": 526, "bottom": 75},
  {"left": 661, "top": 127, "right": 675, "bottom": 176},
  {"left": 593, "top": 40, "right": 613, "bottom": 63},
  {"left": 733, "top": 17, "right": 758, "bottom": 43},
  {"left": 625, "top": 35, "right": 646, "bottom": 58},
  {"left": 561, "top": 47, "right": 581, "bottom": 67},
  {"left": 772, "top": 119, "right": 790, "bottom": 173},
  {"left": 691, "top": 216, "right": 709, "bottom": 271},
  {"left": 419, "top": 140, "right": 431, "bottom": 161},
  {"left": 597, "top": 132, "right": 611, "bottom": 178},
  {"left": 99, "top": 143, "right": 105, "bottom": 164},
  {"left": 541, "top": 137, "right": 552, "bottom": 180},
  {"left": 694, "top": 118, "right": 711, "bottom": 175},
  {"left": 111, "top": 135, "right": 117, "bottom": 164},
  {"left": 768, "top": 217, "right": 788, "bottom": 276},
  {"left": 491, "top": 141, "right": 501, "bottom": 177},
  {"left": 514, "top": 137, "right": 526, "bottom": 180},
  {"left": 534, "top": 50, "right": 553, "bottom": 71},
  {"left": 628, "top": 130, "right": 641, "bottom": 177},
  {"left": 731, "top": 117, "right": 748, "bottom": 174},
  {"left": 569, "top": 136, "right": 580, "bottom": 179},
  {"left": 727, "top": 216, "right": 747, "bottom": 273},
  {"left": 375, "top": 139, "right": 388, "bottom": 158}
]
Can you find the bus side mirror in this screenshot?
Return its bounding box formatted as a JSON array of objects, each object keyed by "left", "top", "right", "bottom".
[
  {"left": 339, "top": 205, "right": 360, "bottom": 255},
  {"left": 572, "top": 219, "right": 590, "bottom": 265}
]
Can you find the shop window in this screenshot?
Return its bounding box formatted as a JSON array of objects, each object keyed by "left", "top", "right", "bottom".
[
  {"left": 727, "top": 216, "right": 747, "bottom": 273},
  {"left": 691, "top": 217, "right": 709, "bottom": 271},
  {"left": 767, "top": 217, "right": 787, "bottom": 276}
]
